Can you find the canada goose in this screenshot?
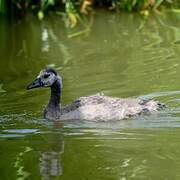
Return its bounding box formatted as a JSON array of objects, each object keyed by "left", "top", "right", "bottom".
[{"left": 27, "top": 68, "right": 164, "bottom": 121}]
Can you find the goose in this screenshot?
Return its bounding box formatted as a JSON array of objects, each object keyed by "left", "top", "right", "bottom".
[{"left": 27, "top": 68, "right": 165, "bottom": 121}]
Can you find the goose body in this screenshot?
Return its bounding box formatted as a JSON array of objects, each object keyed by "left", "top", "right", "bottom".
[
  {"left": 60, "top": 94, "right": 162, "bottom": 121},
  {"left": 27, "top": 68, "right": 164, "bottom": 121}
]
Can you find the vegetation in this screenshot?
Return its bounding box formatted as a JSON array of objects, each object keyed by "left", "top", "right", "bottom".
[{"left": 0, "top": 0, "right": 180, "bottom": 26}]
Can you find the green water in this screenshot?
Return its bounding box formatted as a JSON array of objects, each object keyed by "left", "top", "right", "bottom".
[{"left": 1, "top": 10, "right": 180, "bottom": 179}]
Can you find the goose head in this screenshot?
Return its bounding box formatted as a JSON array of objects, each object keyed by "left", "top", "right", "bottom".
[
  {"left": 27, "top": 68, "right": 62, "bottom": 120},
  {"left": 27, "top": 68, "right": 62, "bottom": 90}
]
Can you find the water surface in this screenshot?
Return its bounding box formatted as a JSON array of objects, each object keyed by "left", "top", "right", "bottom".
[{"left": 1, "top": 10, "right": 180, "bottom": 179}]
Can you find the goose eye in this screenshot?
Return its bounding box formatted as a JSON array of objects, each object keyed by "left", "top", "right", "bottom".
[{"left": 43, "top": 74, "right": 50, "bottom": 79}]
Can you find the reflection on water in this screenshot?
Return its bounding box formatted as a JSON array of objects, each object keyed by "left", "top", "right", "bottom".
[
  {"left": 39, "top": 134, "right": 64, "bottom": 180},
  {"left": 1, "top": 10, "right": 180, "bottom": 179},
  {"left": 40, "top": 151, "right": 62, "bottom": 179},
  {"left": 41, "top": 28, "right": 49, "bottom": 52},
  {"left": 1, "top": 118, "right": 180, "bottom": 179}
]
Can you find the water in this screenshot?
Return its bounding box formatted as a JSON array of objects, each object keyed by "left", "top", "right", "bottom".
[{"left": 1, "top": 10, "right": 180, "bottom": 179}]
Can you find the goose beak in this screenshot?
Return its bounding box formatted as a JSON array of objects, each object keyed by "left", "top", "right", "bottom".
[{"left": 27, "top": 78, "right": 43, "bottom": 90}]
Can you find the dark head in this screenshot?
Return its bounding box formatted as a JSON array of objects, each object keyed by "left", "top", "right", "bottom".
[{"left": 27, "top": 68, "right": 62, "bottom": 90}]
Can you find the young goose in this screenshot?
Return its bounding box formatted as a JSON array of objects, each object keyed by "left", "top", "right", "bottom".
[{"left": 27, "top": 68, "right": 164, "bottom": 121}]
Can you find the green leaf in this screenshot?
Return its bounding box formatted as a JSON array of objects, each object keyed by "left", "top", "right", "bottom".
[
  {"left": 38, "top": 10, "right": 44, "bottom": 20},
  {"left": 48, "top": 0, "right": 54, "bottom": 5},
  {"left": 132, "top": 0, "right": 137, "bottom": 6}
]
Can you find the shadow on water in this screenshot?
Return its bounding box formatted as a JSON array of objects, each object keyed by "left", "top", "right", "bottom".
[{"left": 1, "top": 10, "right": 180, "bottom": 179}]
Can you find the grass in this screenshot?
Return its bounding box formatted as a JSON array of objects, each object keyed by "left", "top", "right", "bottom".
[{"left": 0, "top": 0, "right": 180, "bottom": 26}]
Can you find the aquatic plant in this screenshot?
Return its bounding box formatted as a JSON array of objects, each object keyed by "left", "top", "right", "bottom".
[{"left": 0, "top": 0, "right": 179, "bottom": 25}]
